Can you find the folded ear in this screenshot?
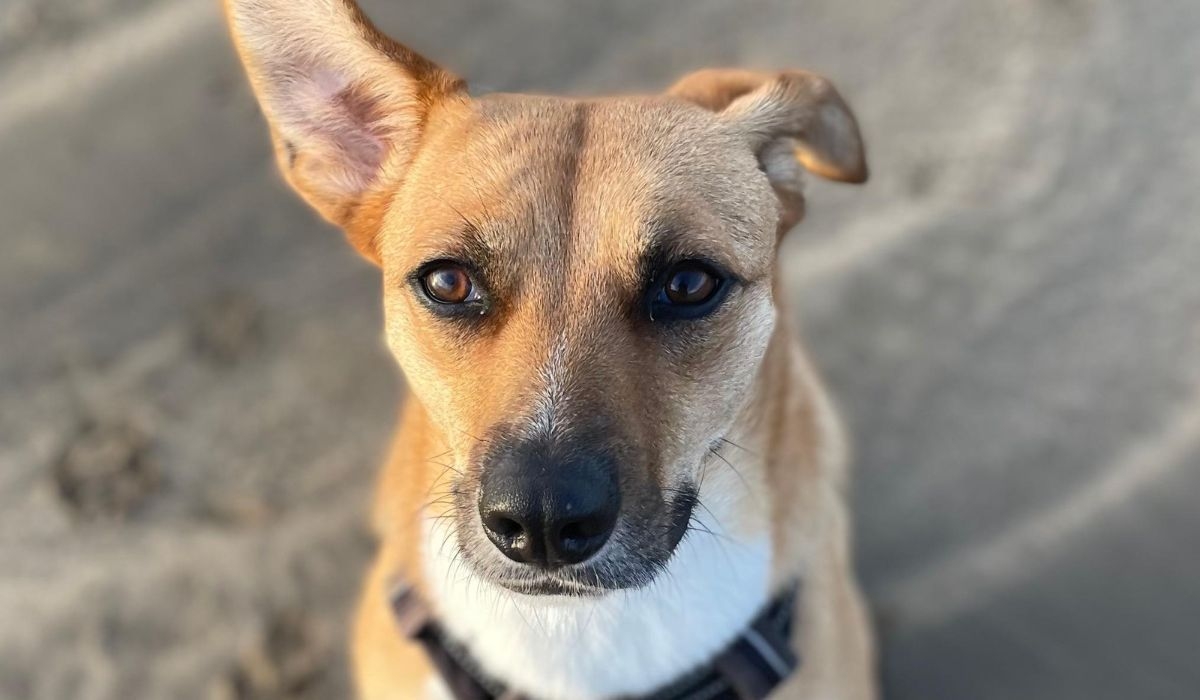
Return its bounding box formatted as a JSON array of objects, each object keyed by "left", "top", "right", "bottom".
[
  {"left": 223, "top": 0, "right": 465, "bottom": 262},
  {"left": 668, "top": 69, "right": 867, "bottom": 230}
]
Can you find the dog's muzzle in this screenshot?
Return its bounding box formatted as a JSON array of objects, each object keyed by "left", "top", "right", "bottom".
[{"left": 455, "top": 428, "right": 696, "bottom": 594}]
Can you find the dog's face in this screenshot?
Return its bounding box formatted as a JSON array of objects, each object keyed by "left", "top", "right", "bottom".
[
  {"left": 226, "top": 0, "right": 865, "bottom": 595},
  {"left": 382, "top": 96, "right": 787, "bottom": 593}
]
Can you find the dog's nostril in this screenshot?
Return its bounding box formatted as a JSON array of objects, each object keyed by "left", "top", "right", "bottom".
[
  {"left": 559, "top": 521, "right": 587, "bottom": 543},
  {"left": 480, "top": 505, "right": 542, "bottom": 564},
  {"left": 486, "top": 514, "right": 524, "bottom": 540},
  {"left": 551, "top": 512, "right": 616, "bottom": 565}
]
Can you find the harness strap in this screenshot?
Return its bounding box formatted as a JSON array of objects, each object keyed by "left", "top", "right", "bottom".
[
  {"left": 390, "top": 585, "right": 506, "bottom": 700},
  {"left": 389, "top": 582, "right": 801, "bottom": 700}
]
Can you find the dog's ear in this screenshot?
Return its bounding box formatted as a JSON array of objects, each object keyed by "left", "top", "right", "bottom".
[
  {"left": 223, "top": 0, "right": 465, "bottom": 262},
  {"left": 668, "top": 69, "right": 866, "bottom": 230}
]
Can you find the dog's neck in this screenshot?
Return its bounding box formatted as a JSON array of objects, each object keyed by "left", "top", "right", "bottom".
[{"left": 416, "top": 330, "right": 828, "bottom": 700}]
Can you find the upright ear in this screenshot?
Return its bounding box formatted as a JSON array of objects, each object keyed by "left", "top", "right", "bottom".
[
  {"left": 668, "top": 69, "right": 867, "bottom": 231},
  {"left": 223, "top": 0, "right": 465, "bottom": 262}
]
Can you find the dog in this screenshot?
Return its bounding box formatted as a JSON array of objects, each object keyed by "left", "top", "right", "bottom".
[{"left": 223, "top": 1, "right": 876, "bottom": 698}]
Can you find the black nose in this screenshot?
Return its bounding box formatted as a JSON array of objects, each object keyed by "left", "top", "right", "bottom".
[{"left": 479, "top": 446, "right": 620, "bottom": 567}]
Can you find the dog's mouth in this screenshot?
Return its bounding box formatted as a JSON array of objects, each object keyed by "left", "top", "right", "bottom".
[
  {"left": 493, "top": 576, "right": 608, "bottom": 597},
  {"left": 445, "top": 483, "right": 699, "bottom": 597}
]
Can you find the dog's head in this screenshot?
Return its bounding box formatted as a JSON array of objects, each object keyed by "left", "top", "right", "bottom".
[{"left": 226, "top": 0, "right": 866, "bottom": 595}]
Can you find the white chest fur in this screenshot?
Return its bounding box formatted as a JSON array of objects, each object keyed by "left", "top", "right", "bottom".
[{"left": 420, "top": 478, "right": 772, "bottom": 700}]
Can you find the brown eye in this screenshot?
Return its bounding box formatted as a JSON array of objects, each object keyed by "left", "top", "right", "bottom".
[
  {"left": 650, "top": 261, "right": 731, "bottom": 322},
  {"left": 664, "top": 265, "right": 719, "bottom": 305},
  {"left": 421, "top": 264, "right": 474, "bottom": 304}
]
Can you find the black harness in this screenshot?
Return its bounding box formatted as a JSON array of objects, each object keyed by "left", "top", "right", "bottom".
[{"left": 389, "top": 581, "right": 802, "bottom": 700}]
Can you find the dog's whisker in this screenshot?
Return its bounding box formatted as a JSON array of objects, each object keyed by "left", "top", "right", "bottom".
[
  {"left": 421, "top": 479, "right": 457, "bottom": 504},
  {"left": 717, "top": 436, "right": 759, "bottom": 457},
  {"left": 446, "top": 202, "right": 479, "bottom": 236},
  {"left": 424, "top": 447, "right": 454, "bottom": 462},
  {"left": 706, "top": 445, "right": 757, "bottom": 499},
  {"left": 419, "top": 461, "right": 461, "bottom": 507},
  {"left": 691, "top": 495, "right": 730, "bottom": 537},
  {"left": 425, "top": 459, "right": 462, "bottom": 474},
  {"left": 415, "top": 491, "right": 459, "bottom": 518},
  {"left": 685, "top": 519, "right": 722, "bottom": 541}
]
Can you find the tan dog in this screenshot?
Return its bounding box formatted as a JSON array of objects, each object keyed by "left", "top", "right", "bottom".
[{"left": 224, "top": 1, "right": 876, "bottom": 698}]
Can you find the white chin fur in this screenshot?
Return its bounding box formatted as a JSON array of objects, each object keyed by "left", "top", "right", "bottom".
[{"left": 420, "top": 474, "right": 772, "bottom": 700}]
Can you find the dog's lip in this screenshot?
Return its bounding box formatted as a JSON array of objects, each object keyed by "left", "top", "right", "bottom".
[{"left": 496, "top": 575, "right": 608, "bottom": 597}]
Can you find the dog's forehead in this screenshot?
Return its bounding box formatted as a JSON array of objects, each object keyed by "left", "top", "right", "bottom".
[{"left": 385, "top": 94, "right": 778, "bottom": 281}]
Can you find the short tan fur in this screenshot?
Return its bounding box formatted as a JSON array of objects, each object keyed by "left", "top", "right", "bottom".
[{"left": 224, "top": 1, "right": 876, "bottom": 698}]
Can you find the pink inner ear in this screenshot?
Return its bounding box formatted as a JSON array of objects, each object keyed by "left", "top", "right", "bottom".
[{"left": 279, "top": 66, "right": 390, "bottom": 192}]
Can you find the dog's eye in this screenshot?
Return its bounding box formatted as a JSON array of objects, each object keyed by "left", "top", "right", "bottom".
[
  {"left": 651, "top": 261, "right": 730, "bottom": 321},
  {"left": 664, "top": 265, "right": 719, "bottom": 305},
  {"left": 421, "top": 264, "right": 474, "bottom": 304}
]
